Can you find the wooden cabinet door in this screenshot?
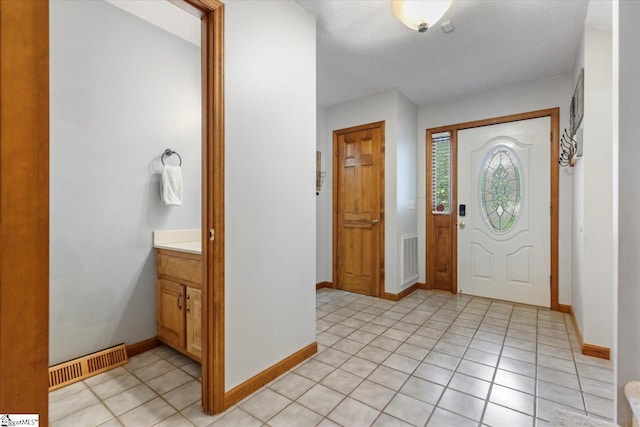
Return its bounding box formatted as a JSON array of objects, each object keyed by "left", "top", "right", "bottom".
[
  {"left": 186, "top": 287, "right": 202, "bottom": 359},
  {"left": 157, "top": 279, "right": 185, "bottom": 349}
]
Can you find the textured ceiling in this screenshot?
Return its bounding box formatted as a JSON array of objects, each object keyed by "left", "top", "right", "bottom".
[{"left": 296, "top": 0, "right": 589, "bottom": 107}]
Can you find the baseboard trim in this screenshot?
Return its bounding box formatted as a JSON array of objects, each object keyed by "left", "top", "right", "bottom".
[
  {"left": 316, "top": 281, "right": 332, "bottom": 290},
  {"left": 557, "top": 303, "right": 571, "bottom": 313},
  {"left": 126, "top": 337, "right": 161, "bottom": 358},
  {"left": 582, "top": 343, "right": 611, "bottom": 360},
  {"left": 567, "top": 304, "right": 584, "bottom": 347},
  {"left": 224, "top": 342, "right": 318, "bottom": 409},
  {"left": 384, "top": 283, "right": 419, "bottom": 301},
  {"left": 566, "top": 305, "right": 611, "bottom": 360},
  {"left": 431, "top": 288, "right": 455, "bottom": 294},
  {"left": 420, "top": 282, "right": 456, "bottom": 294}
]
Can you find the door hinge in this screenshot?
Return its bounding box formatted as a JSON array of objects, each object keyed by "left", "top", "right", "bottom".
[
  {"left": 550, "top": 204, "right": 552, "bottom": 215},
  {"left": 209, "top": 228, "right": 215, "bottom": 241}
]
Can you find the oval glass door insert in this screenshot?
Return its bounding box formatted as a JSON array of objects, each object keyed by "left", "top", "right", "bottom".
[{"left": 480, "top": 145, "right": 523, "bottom": 233}]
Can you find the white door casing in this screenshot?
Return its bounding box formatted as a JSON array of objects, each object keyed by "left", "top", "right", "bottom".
[{"left": 457, "top": 117, "right": 550, "bottom": 307}]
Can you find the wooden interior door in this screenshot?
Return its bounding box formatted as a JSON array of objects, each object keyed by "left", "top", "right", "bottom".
[
  {"left": 0, "top": 0, "right": 50, "bottom": 421},
  {"left": 333, "top": 121, "right": 384, "bottom": 297}
]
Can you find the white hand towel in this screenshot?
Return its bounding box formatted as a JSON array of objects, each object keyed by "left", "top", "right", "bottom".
[{"left": 161, "top": 165, "right": 183, "bottom": 206}]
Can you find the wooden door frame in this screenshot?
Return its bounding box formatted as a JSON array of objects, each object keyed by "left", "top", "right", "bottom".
[
  {"left": 426, "top": 108, "right": 560, "bottom": 310},
  {"left": 332, "top": 121, "right": 386, "bottom": 298},
  {"left": 0, "top": 0, "right": 50, "bottom": 421},
  {"left": 175, "top": 0, "right": 226, "bottom": 414},
  {"left": 0, "top": 0, "right": 226, "bottom": 419}
]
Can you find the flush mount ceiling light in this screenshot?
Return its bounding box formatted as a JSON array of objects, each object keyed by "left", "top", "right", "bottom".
[{"left": 391, "top": 0, "right": 454, "bottom": 33}]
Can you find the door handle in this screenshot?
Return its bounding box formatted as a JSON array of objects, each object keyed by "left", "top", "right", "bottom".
[
  {"left": 459, "top": 221, "right": 465, "bottom": 229},
  {"left": 371, "top": 219, "right": 379, "bottom": 225},
  {"left": 177, "top": 292, "right": 183, "bottom": 310}
]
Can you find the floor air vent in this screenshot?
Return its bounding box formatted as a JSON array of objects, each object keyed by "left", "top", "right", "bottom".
[
  {"left": 402, "top": 234, "right": 419, "bottom": 286},
  {"left": 48, "top": 343, "right": 128, "bottom": 391}
]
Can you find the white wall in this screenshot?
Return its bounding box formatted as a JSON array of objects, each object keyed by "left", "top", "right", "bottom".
[
  {"left": 397, "top": 93, "right": 419, "bottom": 286},
  {"left": 316, "top": 106, "right": 329, "bottom": 282},
  {"left": 572, "top": 23, "right": 614, "bottom": 350},
  {"left": 617, "top": 1, "right": 640, "bottom": 423},
  {"left": 572, "top": 28, "right": 586, "bottom": 345},
  {"left": 417, "top": 74, "right": 574, "bottom": 305},
  {"left": 318, "top": 90, "right": 419, "bottom": 294},
  {"left": 49, "top": 0, "right": 201, "bottom": 364},
  {"left": 224, "top": 0, "right": 317, "bottom": 390}
]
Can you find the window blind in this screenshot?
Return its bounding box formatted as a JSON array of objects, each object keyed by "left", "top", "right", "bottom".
[{"left": 432, "top": 132, "right": 451, "bottom": 214}]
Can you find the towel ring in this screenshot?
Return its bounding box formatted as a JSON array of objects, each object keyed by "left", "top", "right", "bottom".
[{"left": 161, "top": 149, "right": 182, "bottom": 166}]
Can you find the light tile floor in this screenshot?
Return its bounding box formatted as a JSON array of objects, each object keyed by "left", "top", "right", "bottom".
[{"left": 49, "top": 288, "right": 615, "bottom": 426}]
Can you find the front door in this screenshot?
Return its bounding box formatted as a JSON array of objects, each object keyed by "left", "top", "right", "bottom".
[
  {"left": 333, "top": 121, "right": 385, "bottom": 297},
  {"left": 457, "top": 117, "right": 550, "bottom": 306}
]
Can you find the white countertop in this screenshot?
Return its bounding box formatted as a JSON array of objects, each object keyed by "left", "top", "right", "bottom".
[
  {"left": 154, "top": 240, "right": 201, "bottom": 255},
  {"left": 153, "top": 229, "right": 201, "bottom": 255}
]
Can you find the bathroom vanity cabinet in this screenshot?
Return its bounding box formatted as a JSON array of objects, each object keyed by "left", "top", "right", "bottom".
[{"left": 156, "top": 248, "right": 202, "bottom": 361}]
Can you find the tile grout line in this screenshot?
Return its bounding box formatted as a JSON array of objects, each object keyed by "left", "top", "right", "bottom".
[
  {"left": 565, "top": 311, "right": 591, "bottom": 419},
  {"left": 422, "top": 295, "right": 483, "bottom": 426},
  {"left": 261, "top": 292, "right": 381, "bottom": 426},
  {"left": 331, "top": 290, "right": 437, "bottom": 426},
  {"left": 148, "top": 348, "right": 200, "bottom": 427},
  {"left": 372, "top": 292, "right": 457, "bottom": 426},
  {"left": 533, "top": 307, "right": 540, "bottom": 426},
  {"left": 471, "top": 301, "right": 513, "bottom": 426},
  {"left": 50, "top": 289, "right": 614, "bottom": 427},
  {"left": 122, "top": 347, "right": 201, "bottom": 426},
  {"left": 318, "top": 289, "right": 455, "bottom": 425}
]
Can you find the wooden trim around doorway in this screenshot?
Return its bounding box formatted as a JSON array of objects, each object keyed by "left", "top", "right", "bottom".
[
  {"left": 425, "top": 108, "right": 560, "bottom": 310},
  {"left": 180, "top": 0, "right": 227, "bottom": 415},
  {"left": 169, "top": 0, "right": 226, "bottom": 414},
  {"left": 0, "top": 0, "right": 50, "bottom": 422},
  {"left": 0, "top": 0, "right": 226, "bottom": 420}
]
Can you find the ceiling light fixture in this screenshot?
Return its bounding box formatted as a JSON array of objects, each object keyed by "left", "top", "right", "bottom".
[{"left": 391, "top": 0, "right": 453, "bottom": 33}]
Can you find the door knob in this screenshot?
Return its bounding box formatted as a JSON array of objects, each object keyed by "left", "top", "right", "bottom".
[
  {"left": 459, "top": 221, "right": 465, "bottom": 229},
  {"left": 372, "top": 219, "right": 379, "bottom": 225}
]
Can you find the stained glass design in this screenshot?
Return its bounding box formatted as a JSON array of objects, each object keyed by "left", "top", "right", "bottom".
[{"left": 480, "top": 145, "right": 522, "bottom": 233}]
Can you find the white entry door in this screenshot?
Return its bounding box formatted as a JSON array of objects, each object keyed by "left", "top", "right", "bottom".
[{"left": 457, "top": 117, "right": 550, "bottom": 307}]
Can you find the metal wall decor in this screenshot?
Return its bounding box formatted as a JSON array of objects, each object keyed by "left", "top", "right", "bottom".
[
  {"left": 560, "top": 68, "right": 584, "bottom": 167},
  {"left": 559, "top": 128, "right": 577, "bottom": 167},
  {"left": 570, "top": 68, "right": 584, "bottom": 135},
  {"left": 316, "top": 151, "right": 326, "bottom": 195}
]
